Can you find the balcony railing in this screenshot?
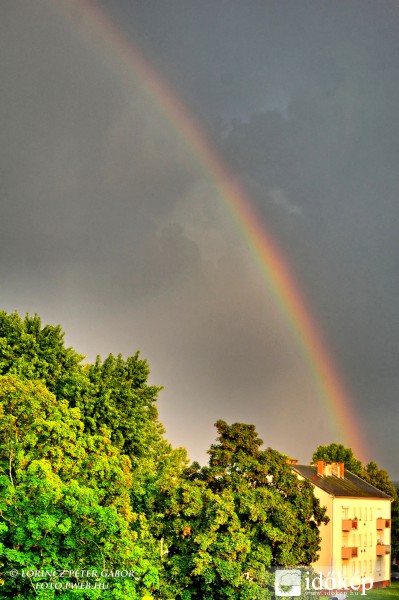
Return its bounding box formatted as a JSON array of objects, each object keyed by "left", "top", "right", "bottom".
[
  {"left": 376, "top": 544, "right": 391, "bottom": 556},
  {"left": 342, "top": 547, "right": 358, "bottom": 559},
  {"left": 376, "top": 518, "right": 391, "bottom": 530},
  {"left": 342, "top": 519, "right": 358, "bottom": 531}
]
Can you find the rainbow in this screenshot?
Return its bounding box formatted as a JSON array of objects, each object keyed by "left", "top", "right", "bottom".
[{"left": 51, "top": 0, "right": 366, "bottom": 459}]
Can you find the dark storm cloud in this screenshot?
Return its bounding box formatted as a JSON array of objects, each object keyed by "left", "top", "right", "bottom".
[
  {"left": 220, "top": 43, "right": 399, "bottom": 374},
  {"left": 212, "top": 9, "right": 399, "bottom": 470},
  {"left": 0, "top": 0, "right": 199, "bottom": 278},
  {"left": 106, "top": 0, "right": 399, "bottom": 473},
  {"left": 1, "top": 0, "right": 398, "bottom": 475}
]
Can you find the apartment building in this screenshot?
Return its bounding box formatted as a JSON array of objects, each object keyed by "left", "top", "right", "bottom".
[{"left": 292, "top": 461, "right": 392, "bottom": 589}]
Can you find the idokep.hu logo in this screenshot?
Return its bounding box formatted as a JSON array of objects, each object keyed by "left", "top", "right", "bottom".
[
  {"left": 274, "top": 569, "right": 374, "bottom": 597},
  {"left": 304, "top": 571, "right": 373, "bottom": 596},
  {"left": 275, "top": 569, "right": 302, "bottom": 597}
]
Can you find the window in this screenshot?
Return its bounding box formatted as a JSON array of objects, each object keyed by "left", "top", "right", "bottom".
[{"left": 376, "top": 557, "right": 382, "bottom": 573}]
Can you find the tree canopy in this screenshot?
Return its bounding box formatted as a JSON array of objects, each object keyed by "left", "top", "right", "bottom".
[
  {"left": 3, "top": 310, "right": 394, "bottom": 597},
  {"left": 0, "top": 311, "right": 165, "bottom": 464},
  {"left": 0, "top": 311, "right": 83, "bottom": 393},
  {"left": 0, "top": 375, "right": 158, "bottom": 599},
  {"left": 312, "top": 443, "right": 363, "bottom": 476},
  {"left": 157, "top": 421, "right": 328, "bottom": 599}
]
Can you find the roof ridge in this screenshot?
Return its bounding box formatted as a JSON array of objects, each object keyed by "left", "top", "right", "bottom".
[{"left": 291, "top": 465, "right": 391, "bottom": 499}]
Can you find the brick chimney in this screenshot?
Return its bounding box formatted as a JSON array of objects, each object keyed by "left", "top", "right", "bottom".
[{"left": 314, "top": 461, "right": 345, "bottom": 477}]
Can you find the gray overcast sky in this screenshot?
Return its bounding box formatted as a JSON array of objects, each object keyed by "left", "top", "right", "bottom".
[{"left": 1, "top": 0, "right": 399, "bottom": 477}]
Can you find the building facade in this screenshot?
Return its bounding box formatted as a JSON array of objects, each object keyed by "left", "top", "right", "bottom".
[{"left": 292, "top": 461, "right": 392, "bottom": 590}]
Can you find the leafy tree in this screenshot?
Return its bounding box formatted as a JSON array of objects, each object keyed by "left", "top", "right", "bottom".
[
  {"left": 0, "top": 375, "right": 159, "bottom": 599},
  {"left": 0, "top": 311, "right": 184, "bottom": 596},
  {"left": 362, "top": 461, "right": 398, "bottom": 498},
  {"left": 312, "top": 443, "right": 363, "bottom": 476},
  {"left": 0, "top": 311, "right": 166, "bottom": 466},
  {"left": 0, "top": 312, "right": 338, "bottom": 597},
  {"left": 157, "top": 421, "right": 328, "bottom": 599},
  {"left": 0, "top": 311, "right": 83, "bottom": 394},
  {"left": 81, "top": 353, "right": 164, "bottom": 459}
]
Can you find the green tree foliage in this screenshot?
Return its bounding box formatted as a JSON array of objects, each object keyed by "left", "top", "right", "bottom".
[
  {"left": 312, "top": 443, "right": 364, "bottom": 476},
  {"left": 0, "top": 311, "right": 83, "bottom": 394},
  {"left": 0, "top": 311, "right": 354, "bottom": 597},
  {"left": 0, "top": 375, "right": 159, "bottom": 599},
  {"left": 0, "top": 311, "right": 166, "bottom": 465},
  {"left": 362, "top": 461, "right": 398, "bottom": 498},
  {"left": 82, "top": 353, "right": 163, "bottom": 459},
  {"left": 158, "top": 421, "right": 328, "bottom": 599},
  {"left": 0, "top": 311, "right": 190, "bottom": 597}
]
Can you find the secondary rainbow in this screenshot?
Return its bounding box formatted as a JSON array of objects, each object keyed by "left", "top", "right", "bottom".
[{"left": 52, "top": 0, "right": 366, "bottom": 459}]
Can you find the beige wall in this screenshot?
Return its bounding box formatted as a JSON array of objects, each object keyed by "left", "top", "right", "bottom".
[
  {"left": 308, "top": 482, "right": 333, "bottom": 571},
  {"left": 331, "top": 497, "right": 391, "bottom": 586},
  {"left": 295, "top": 473, "right": 391, "bottom": 587}
]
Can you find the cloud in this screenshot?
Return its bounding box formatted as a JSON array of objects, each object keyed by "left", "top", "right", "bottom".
[
  {"left": 1, "top": 0, "right": 399, "bottom": 475},
  {"left": 268, "top": 188, "right": 302, "bottom": 216}
]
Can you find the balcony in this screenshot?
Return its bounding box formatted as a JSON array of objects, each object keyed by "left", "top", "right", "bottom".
[
  {"left": 376, "top": 518, "right": 391, "bottom": 530},
  {"left": 376, "top": 544, "right": 391, "bottom": 556},
  {"left": 342, "top": 547, "right": 358, "bottom": 559},
  {"left": 342, "top": 519, "right": 358, "bottom": 531}
]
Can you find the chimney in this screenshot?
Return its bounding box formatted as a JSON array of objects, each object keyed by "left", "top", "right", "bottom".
[
  {"left": 339, "top": 462, "right": 345, "bottom": 478},
  {"left": 317, "top": 461, "right": 325, "bottom": 476}
]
